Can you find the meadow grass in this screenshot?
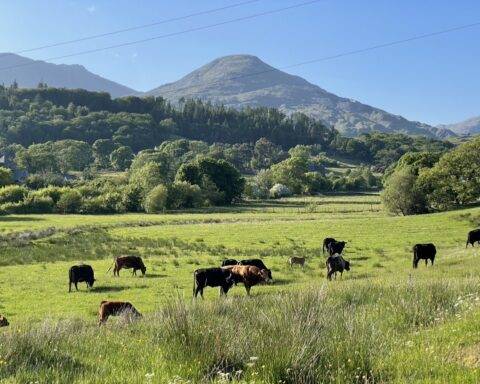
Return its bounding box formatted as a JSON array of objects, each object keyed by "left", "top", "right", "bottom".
[{"left": 1, "top": 194, "right": 480, "bottom": 383}]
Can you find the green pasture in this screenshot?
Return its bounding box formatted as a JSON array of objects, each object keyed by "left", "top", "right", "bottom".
[{"left": 1, "top": 194, "right": 480, "bottom": 383}]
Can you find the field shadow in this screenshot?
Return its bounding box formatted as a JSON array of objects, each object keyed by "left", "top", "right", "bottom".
[
  {"left": 143, "top": 273, "right": 168, "bottom": 279},
  {"left": 92, "top": 286, "right": 128, "bottom": 293},
  {"left": 269, "top": 278, "right": 293, "bottom": 286}
]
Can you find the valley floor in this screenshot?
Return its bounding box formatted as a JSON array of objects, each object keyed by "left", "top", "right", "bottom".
[{"left": 1, "top": 194, "right": 480, "bottom": 383}]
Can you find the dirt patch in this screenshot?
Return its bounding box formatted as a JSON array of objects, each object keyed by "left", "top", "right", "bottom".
[{"left": 455, "top": 344, "right": 480, "bottom": 368}]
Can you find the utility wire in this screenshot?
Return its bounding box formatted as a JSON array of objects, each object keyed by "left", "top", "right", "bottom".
[
  {"left": 0, "top": 0, "right": 324, "bottom": 72},
  {"left": 152, "top": 20, "right": 480, "bottom": 97},
  {"left": 1, "top": 0, "right": 263, "bottom": 57}
]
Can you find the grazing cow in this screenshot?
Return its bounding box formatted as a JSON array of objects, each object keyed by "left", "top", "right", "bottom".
[
  {"left": 222, "top": 265, "right": 270, "bottom": 296},
  {"left": 323, "top": 238, "right": 336, "bottom": 255},
  {"left": 466, "top": 229, "right": 480, "bottom": 248},
  {"left": 0, "top": 315, "right": 9, "bottom": 327},
  {"left": 193, "top": 267, "right": 235, "bottom": 299},
  {"left": 98, "top": 301, "right": 142, "bottom": 326},
  {"left": 413, "top": 243, "right": 436, "bottom": 268},
  {"left": 288, "top": 256, "right": 305, "bottom": 268},
  {"left": 221, "top": 259, "right": 238, "bottom": 267},
  {"left": 69, "top": 264, "right": 95, "bottom": 292},
  {"left": 238, "top": 259, "right": 272, "bottom": 280},
  {"left": 326, "top": 255, "right": 350, "bottom": 281},
  {"left": 328, "top": 241, "right": 347, "bottom": 257},
  {"left": 108, "top": 256, "right": 146, "bottom": 277}
]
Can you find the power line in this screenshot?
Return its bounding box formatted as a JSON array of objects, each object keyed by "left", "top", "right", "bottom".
[
  {"left": 0, "top": 0, "right": 324, "bottom": 72},
  {"left": 153, "top": 20, "right": 480, "bottom": 97},
  {"left": 1, "top": 0, "right": 263, "bottom": 57}
]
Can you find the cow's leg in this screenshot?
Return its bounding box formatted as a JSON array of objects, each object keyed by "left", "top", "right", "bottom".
[
  {"left": 75, "top": 282, "right": 79, "bottom": 291},
  {"left": 69, "top": 281, "right": 72, "bottom": 293},
  {"left": 245, "top": 284, "right": 251, "bottom": 296},
  {"left": 431, "top": 258, "right": 434, "bottom": 267}
]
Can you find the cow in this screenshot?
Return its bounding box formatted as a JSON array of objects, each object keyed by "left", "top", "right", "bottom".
[
  {"left": 328, "top": 241, "right": 347, "bottom": 257},
  {"left": 69, "top": 264, "right": 95, "bottom": 292},
  {"left": 288, "top": 256, "right": 305, "bottom": 268},
  {"left": 0, "top": 315, "right": 9, "bottom": 327},
  {"left": 222, "top": 265, "right": 270, "bottom": 296},
  {"left": 108, "top": 256, "right": 146, "bottom": 277},
  {"left": 221, "top": 259, "right": 238, "bottom": 267},
  {"left": 413, "top": 243, "right": 436, "bottom": 268},
  {"left": 466, "top": 229, "right": 480, "bottom": 248},
  {"left": 98, "top": 301, "right": 142, "bottom": 326},
  {"left": 238, "top": 259, "right": 272, "bottom": 280},
  {"left": 193, "top": 267, "right": 235, "bottom": 300},
  {"left": 323, "top": 238, "right": 336, "bottom": 255},
  {"left": 326, "top": 255, "right": 350, "bottom": 281}
]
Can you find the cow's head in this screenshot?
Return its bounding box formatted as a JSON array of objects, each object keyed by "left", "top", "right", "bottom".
[
  {"left": 344, "top": 260, "right": 350, "bottom": 271},
  {"left": 225, "top": 272, "right": 236, "bottom": 288},
  {"left": 0, "top": 316, "right": 9, "bottom": 327},
  {"left": 88, "top": 278, "right": 96, "bottom": 288},
  {"left": 260, "top": 269, "right": 271, "bottom": 283},
  {"left": 141, "top": 266, "right": 147, "bottom": 276}
]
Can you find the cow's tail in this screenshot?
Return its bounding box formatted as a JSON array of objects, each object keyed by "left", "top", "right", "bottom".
[{"left": 106, "top": 259, "right": 115, "bottom": 274}]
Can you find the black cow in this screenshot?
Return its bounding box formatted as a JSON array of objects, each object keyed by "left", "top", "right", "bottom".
[
  {"left": 328, "top": 241, "right": 347, "bottom": 256},
  {"left": 238, "top": 259, "right": 272, "bottom": 280},
  {"left": 221, "top": 259, "right": 238, "bottom": 267},
  {"left": 326, "top": 255, "right": 350, "bottom": 281},
  {"left": 466, "top": 229, "right": 480, "bottom": 248},
  {"left": 413, "top": 243, "right": 436, "bottom": 268},
  {"left": 69, "top": 264, "right": 95, "bottom": 292},
  {"left": 193, "top": 267, "right": 235, "bottom": 299},
  {"left": 323, "top": 238, "right": 336, "bottom": 255}
]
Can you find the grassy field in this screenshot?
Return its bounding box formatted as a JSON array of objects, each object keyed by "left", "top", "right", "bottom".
[{"left": 1, "top": 194, "right": 480, "bottom": 383}]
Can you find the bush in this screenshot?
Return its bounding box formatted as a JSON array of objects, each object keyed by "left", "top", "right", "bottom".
[
  {"left": 56, "top": 189, "right": 83, "bottom": 213},
  {"left": 144, "top": 185, "right": 168, "bottom": 213},
  {"left": 303, "top": 172, "right": 331, "bottom": 194},
  {"left": 269, "top": 184, "right": 291, "bottom": 199},
  {"left": 122, "top": 184, "right": 144, "bottom": 212},
  {"left": 167, "top": 182, "right": 203, "bottom": 209},
  {"left": 0, "top": 167, "right": 13, "bottom": 187},
  {"left": 1, "top": 196, "right": 54, "bottom": 214},
  {"left": 0, "top": 185, "right": 28, "bottom": 205},
  {"left": 30, "top": 186, "right": 65, "bottom": 204},
  {"left": 25, "top": 174, "right": 65, "bottom": 189}
]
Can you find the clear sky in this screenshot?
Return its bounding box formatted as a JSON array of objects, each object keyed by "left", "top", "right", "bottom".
[{"left": 0, "top": 0, "right": 479, "bottom": 125}]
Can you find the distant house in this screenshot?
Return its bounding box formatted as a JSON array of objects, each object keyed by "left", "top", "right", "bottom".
[{"left": 0, "top": 154, "right": 28, "bottom": 182}]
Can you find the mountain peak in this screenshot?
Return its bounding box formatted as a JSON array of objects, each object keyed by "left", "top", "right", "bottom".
[{"left": 145, "top": 54, "right": 455, "bottom": 139}]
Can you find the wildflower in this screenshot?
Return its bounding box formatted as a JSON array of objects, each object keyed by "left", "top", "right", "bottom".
[{"left": 250, "top": 356, "right": 258, "bottom": 361}]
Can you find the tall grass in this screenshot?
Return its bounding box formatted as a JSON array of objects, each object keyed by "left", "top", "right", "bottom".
[{"left": 2, "top": 278, "right": 479, "bottom": 383}]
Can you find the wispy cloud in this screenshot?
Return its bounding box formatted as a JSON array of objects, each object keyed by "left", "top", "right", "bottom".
[{"left": 87, "top": 5, "right": 96, "bottom": 13}]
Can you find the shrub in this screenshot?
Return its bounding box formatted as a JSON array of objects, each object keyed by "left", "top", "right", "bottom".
[
  {"left": 144, "top": 185, "right": 169, "bottom": 213},
  {"left": 0, "top": 185, "right": 28, "bottom": 205},
  {"left": 56, "top": 189, "right": 83, "bottom": 213},
  {"left": 0, "top": 167, "right": 13, "bottom": 187},
  {"left": 30, "top": 186, "right": 65, "bottom": 204},
  {"left": 269, "top": 184, "right": 291, "bottom": 199},
  {"left": 122, "top": 184, "right": 144, "bottom": 212},
  {"left": 167, "top": 182, "right": 203, "bottom": 209},
  {"left": 25, "top": 174, "right": 65, "bottom": 189},
  {"left": 1, "top": 196, "right": 54, "bottom": 214}
]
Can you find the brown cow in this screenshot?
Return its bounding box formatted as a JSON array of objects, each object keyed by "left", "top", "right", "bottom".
[
  {"left": 98, "top": 301, "right": 142, "bottom": 326},
  {"left": 108, "top": 255, "right": 146, "bottom": 277},
  {"left": 0, "top": 315, "right": 9, "bottom": 327},
  {"left": 288, "top": 256, "right": 305, "bottom": 268},
  {"left": 222, "top": 265, "right": 270, "bottom": 296}
]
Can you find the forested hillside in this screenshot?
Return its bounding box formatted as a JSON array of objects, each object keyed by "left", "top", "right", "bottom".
[{"left": 0, "top": 85, "right": 452, "bottom": 167}]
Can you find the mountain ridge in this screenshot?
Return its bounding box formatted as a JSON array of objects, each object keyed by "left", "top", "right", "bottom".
[
  {"left": 0, "top": 53, "right": 136, "bottom": 98},
  {"left": 438, "top": 115, "right": 480, "bottom": 135},
  {"left": 145, "top": 54, "right": 455, "bottom": 139}
]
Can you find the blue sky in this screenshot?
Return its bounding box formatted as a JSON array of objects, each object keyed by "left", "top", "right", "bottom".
[{"left": 0, "top": 0, "right": 479, "bottom": 125}]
